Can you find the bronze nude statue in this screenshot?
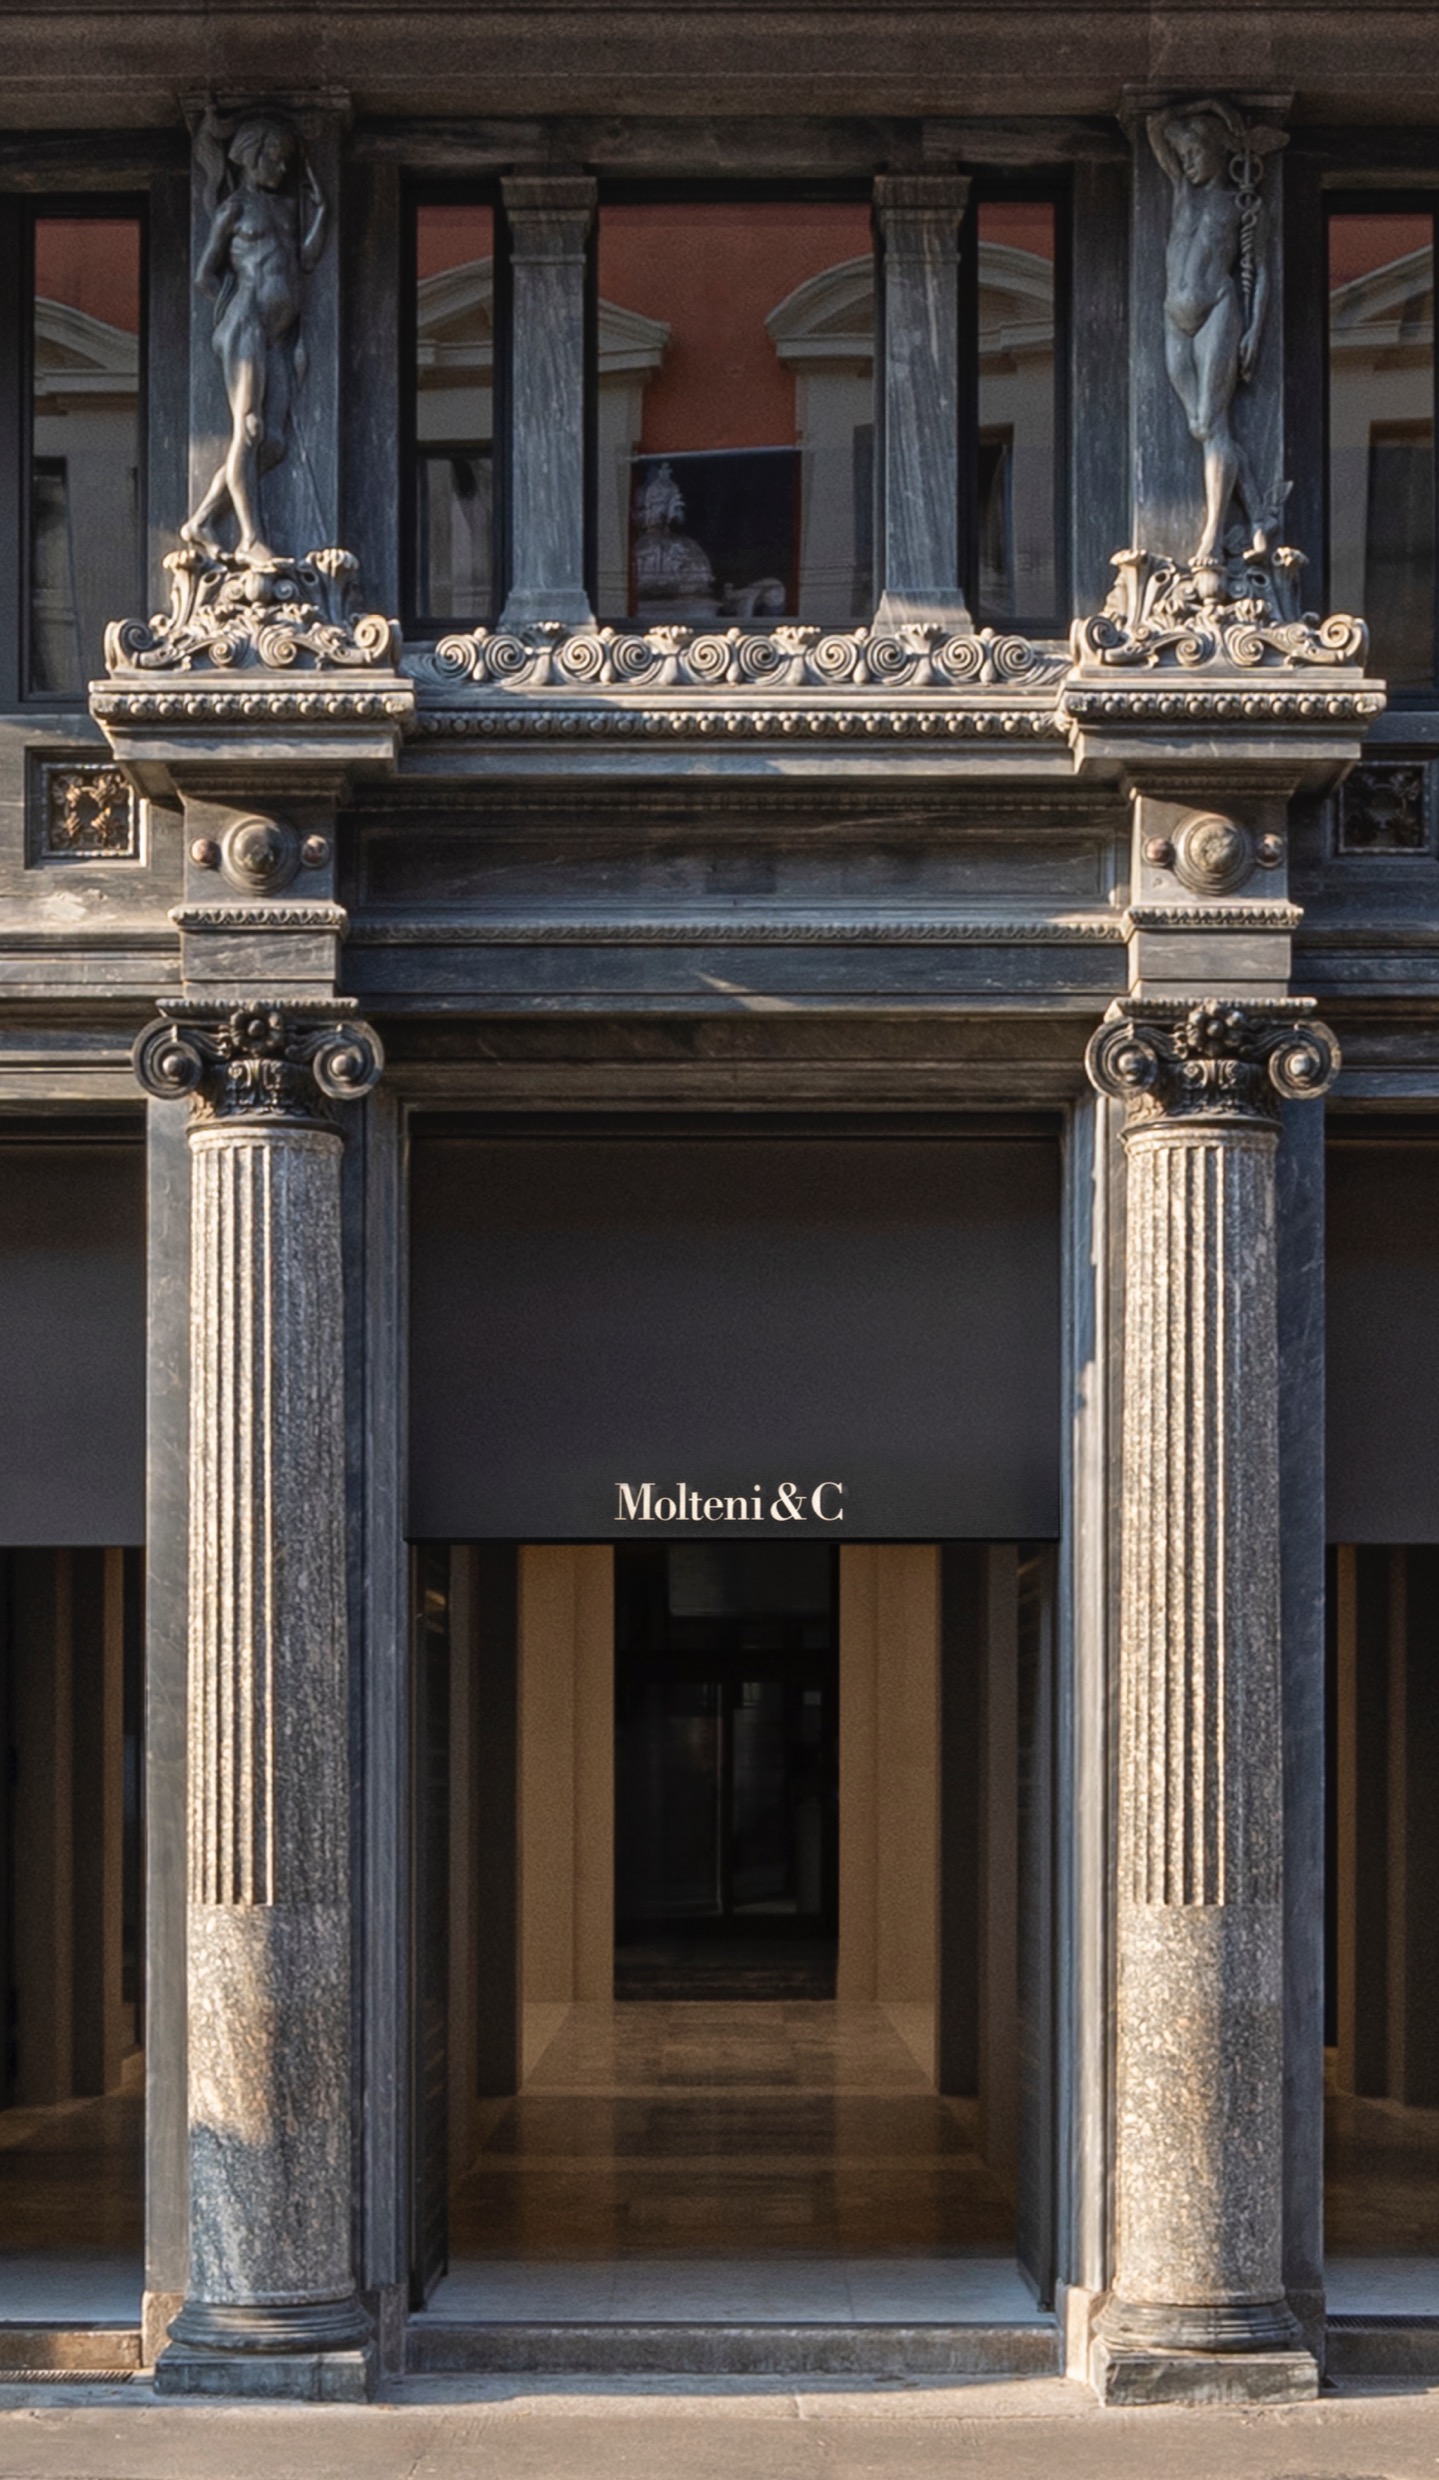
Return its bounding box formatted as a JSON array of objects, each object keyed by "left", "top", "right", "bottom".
[
  {"left": 183, "top": 109, "right": 327, "bottom": 566},
  {"left": 1148, "top": 100, "right": 1287, "bottom": 568}
]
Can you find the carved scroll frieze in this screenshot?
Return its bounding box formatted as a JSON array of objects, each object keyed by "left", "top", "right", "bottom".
[
  {"left": 412, "top": 619, "right": 1070, "bottom": 697},
  {"left": 133, "top": 1002, "right": 383, "bottom": 1126},
  {"left": 1086, "top": 996, "right": 1339, "bottom": 1127}
]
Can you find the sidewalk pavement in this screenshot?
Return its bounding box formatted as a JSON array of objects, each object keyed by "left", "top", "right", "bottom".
[{"left": 0, "top": 2375, "right": 1438, "bottom": 2479}]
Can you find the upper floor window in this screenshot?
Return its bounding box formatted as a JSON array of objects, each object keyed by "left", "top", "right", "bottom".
[
  {"left": 1329, "top": 201, "right": 1435, "bottom": 689},
  {"left": 593, "top": 195, "right": 874, "bottom": 626},
  {"left": 27, "top": 209, "right": 144, "bottom": 697},
  {"left": 410, "top": 197, "right": 500, "bottom": 628},
  {"left": 969, "top": 197, "right": 1061, "bottom": 631}
]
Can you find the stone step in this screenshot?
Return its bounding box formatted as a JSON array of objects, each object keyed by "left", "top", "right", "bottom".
[
  {"left": 0, "top": 2327, "right": 141, "bottom": 2372},
  {"left": 406, "top": 2319, "right": 1060, "bottom": 2377},
  {"left": 1326, "top": 2314, "right": 1439, "bottom": 2377}
]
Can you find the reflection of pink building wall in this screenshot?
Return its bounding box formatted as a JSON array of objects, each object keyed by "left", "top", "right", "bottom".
[{"left": 599, "top": 203, "right": 871, "bottom": 450}]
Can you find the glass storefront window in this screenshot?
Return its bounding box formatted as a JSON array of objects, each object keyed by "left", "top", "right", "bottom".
[
  {"left": 595, "top": 199, "right": 874, "bottom": 626},
  {"left": 29, "top": 216, "right": 142, "bottom": 696},
  {"left": 1329, "top": 208, "right": 1435, "bottom": 689},
  {"left": 975, "top": 199, "right": 1058, "bottom": 628},
  {"left": 413, "top": 201, "right": 496, "bottom": 625}
]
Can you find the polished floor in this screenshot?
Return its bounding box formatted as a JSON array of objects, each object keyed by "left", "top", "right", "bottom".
[
  {"left": 429, "top": 2000, "right": 1032, "bottom": 2325},
  {"left": 1326, "top": 2082, "right": 1439, "bottom": 2255},
  {"left": 0, "top": 2069, "right": 142, "bottom": 2322}
]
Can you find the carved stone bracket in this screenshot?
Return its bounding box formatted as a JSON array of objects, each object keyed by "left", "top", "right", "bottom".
[
  {"left": 105, "top": 545, "right": 400, "bottom": 676},
  {"left": 1072, "top": 544, "right": 1368, "bottom": 673},
  {"left": 133, "top": 1002, "right": 383, "bottom": 1125},
  {"left": 1086, "top": 996, "right": 1339, "bottom": 1126}
]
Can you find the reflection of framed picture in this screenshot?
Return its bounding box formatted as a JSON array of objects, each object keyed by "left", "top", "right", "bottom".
[
  {"left": 978, "top": 428, "right": 1015, "bottom": 620},
  {"left": 630, "top": 448, "right": 800, "bottom": 621}
]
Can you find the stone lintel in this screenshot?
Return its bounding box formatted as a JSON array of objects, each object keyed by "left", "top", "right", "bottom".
[{"left": 1091, "top": 2339, "right": 1318, "bottom": 2406}]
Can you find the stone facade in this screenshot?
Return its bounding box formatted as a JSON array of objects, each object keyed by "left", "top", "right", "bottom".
[{"left": 0, "top": 0, "right": 1435, "bottom": 2410}]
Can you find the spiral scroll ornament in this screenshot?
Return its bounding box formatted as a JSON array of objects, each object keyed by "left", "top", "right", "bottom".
[
  {"left": 1085, "top": 998, "right": 1338, "bottom": 1127},
  {"left": 133, "top": 1006, "right": 384, "bottom": 1125}
]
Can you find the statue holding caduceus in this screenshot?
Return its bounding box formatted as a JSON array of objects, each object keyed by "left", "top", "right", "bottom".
[
  {"left": 183, "top": 108, "right": 327, "bottom": 566},
  {"left": 1147, "top": 99, "right": 1287, "bottom": 571}
]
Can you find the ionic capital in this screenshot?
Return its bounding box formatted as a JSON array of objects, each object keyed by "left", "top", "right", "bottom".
[
  {"left": 133, "top": 1000, "right": 383, "bottom": 1128},
  {"left": 1085, "top": 996, "right": 1338, "bottom": 1129}
]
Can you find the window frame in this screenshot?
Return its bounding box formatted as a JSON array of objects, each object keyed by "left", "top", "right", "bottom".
[
  {"left": 959, "top": 175, "right": 1071, "bottom": 639},
  {"left": 402, "top": 179, "right": 509, "bottom": 638},
  {"left": 1325, "top": 188, "right": 1439, "bottom": 703}
]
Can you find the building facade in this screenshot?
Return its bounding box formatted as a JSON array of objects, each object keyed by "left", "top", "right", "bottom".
[{"left": 2, "top": 0, "right": 1438, "bottom": 2411}]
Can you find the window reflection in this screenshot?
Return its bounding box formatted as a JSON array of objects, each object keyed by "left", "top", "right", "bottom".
[
  {"left": 976, "top": 201, "right": 1057, "bottom": 627},
  {"left": 30, "top": 218, "right": 142, "bottom": 696},
  {"left": 414, "top": 202, "right": 495, "bottom": 623},
  {"left": 1330, "top": 211, "right": 1435, "bottom": 688},
  {"left": 595, "top": 201, "right": 874, "bottom": 624}
]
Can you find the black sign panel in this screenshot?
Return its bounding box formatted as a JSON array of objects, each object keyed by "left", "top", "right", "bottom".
[
  {"left": 1329, "top": 1135, "right": 1439, "bottom": 1543},
  {"left": 409, "top": 1132, "right": 1061, "bottom": 1540},
  {"left": 0, "top": 1140, "right": 145, "bottom": 1545}
]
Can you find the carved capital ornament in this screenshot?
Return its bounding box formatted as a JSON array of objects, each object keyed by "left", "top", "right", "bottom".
[
  {"left": 1086, "top": 997, "right": 1338, "bottom": 1128},
  {"left": 133, "top": 1003, "right": 383, "bottom": 1126}
]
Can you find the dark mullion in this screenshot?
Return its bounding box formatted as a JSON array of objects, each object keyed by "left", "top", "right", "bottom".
[
  {"left": 956, "top": 190, "right": 980, "bottom": 621},
  {"left": 1432, "top": 205, "right": 1438, "bottom": 692},
  {"left": 0, "top": 199, "right": 22, "bottom": 710}
]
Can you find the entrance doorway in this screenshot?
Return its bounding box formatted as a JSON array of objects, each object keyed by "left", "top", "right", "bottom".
[
  {"left": 614, "top": 1544, "right": 838, "bottom": 2001},
  {"left": 409, "top": 1538, "right": 1058, "bottom": 2349},
  {"left": 0, "top": 1547, "right": 144, "bottom": 2330}
]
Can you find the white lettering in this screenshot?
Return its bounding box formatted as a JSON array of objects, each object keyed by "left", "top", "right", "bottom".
[
  {"left": 723, "top": 1495, "right": 749, "bottom": 1520},
  {"left": 615, "top": 1482, "right": 652, "bottom": 1521},
  {"left": 703, "top": 1496, "right": 724, "bottom": 1520},
  {"left": 653, "top": 1494, "right": 677, "bottom": 1522},
  {"left": 812, "top": 1482, "right": 845, "bottom": 1522}
]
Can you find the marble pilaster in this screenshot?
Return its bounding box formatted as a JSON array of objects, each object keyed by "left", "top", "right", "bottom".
[
  {"left": 1086, "top": 997, "right": 1335, "bottom": 2406},
  {"left": 499, "top": 175, "right": 596, "bottom": 630},
  {"left": 134, "top": 1004, "right": 382, "bottom": 2400},
  {"left": 872, "top": 175, "right": 970, "bottom": 628}
]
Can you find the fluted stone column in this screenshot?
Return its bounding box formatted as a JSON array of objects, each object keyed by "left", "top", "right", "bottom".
[
  {"left": 134, "top": 1003, "right": 383, "bottom": 2401},
  {"left": 1086, "top": 997, "right": 1336, "bottom": 2408}
]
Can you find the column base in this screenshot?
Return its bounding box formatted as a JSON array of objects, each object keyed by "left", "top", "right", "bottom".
[
  {"left": 1091, "top": 2336, "right": 1319, "bottom": 2406},
  {"left": 154, "top": 2344, "right": 372, "bottom": 2402},
  {"left": 498, "top": 587, "right": 594, "bottom": 630}
]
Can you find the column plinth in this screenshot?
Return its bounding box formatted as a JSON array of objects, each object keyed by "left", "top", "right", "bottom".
[
  {"left": 135, "top": 1004, "right": 382, "bottom": 2401},
  {"left": 1086, "top": 998, "right": 1335, "bottom": 2407}
]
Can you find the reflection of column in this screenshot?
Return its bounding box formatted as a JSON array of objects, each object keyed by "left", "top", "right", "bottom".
[
  {"left": 500, "top": 175, "right": 596, "bottom": 630},
  {"left": 1086, "top": 998, "right": 1336, "bottom": 2407},
  {"left": 873, "top": 175, "right": 970, "bottom": 628},
  {"left": 135, "top": 1003, "right": 382, "bottom": 2400}
]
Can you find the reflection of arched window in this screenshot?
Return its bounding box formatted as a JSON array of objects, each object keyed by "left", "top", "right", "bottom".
[
  {"left": 30, "top": 254, "right": 142, "bottom": 696},
  {"left": 1328, "top": 214, "right": 1435, "bottom": 687}
]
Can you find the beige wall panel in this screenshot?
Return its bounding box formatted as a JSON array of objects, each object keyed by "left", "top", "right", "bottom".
[
  {"left": 519, "top": 1543, "right": 615, "bottom": 2060},
  {"left": 838, "top": 1543, "right": 939, "bottom": 2074}
]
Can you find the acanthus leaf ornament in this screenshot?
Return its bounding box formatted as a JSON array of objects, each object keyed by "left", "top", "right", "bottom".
[
  {"left": 132, "top": 1003, "right": 384, "bottom": 1126},
  {"left": 1085, "top": 997, "right": 1339, "bottom": 1127}
]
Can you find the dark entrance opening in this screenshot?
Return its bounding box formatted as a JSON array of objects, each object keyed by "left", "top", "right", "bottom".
[{"left": 614, "top": 1543, "right": 838, "bottom": 2000}]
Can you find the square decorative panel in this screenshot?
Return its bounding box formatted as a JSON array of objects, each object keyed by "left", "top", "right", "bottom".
[
  {"left": 28, "top": 754, "right": 140, "bottom": 863},
  {"left": 1335, "top": 759, "right": 1433, "bottom": 856}
]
